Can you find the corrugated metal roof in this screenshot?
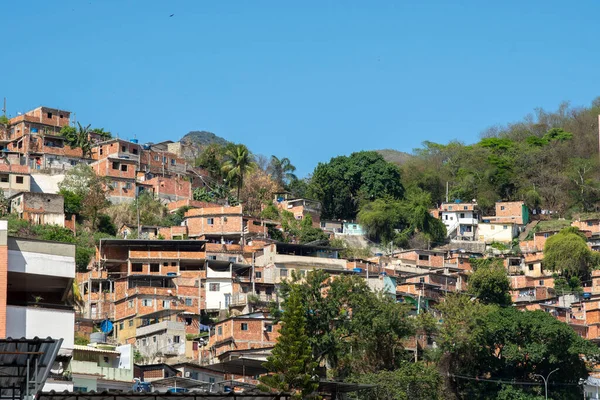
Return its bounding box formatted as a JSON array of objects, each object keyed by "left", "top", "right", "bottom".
[
  {"left": 38, "top": 390, "right": 291, "bottom": 399},
  {"left": 0, "top": 337, "right": 63, "bottom": 400},
  {"left": 72, "top": 345, "right": 120, "bottom": 355}
]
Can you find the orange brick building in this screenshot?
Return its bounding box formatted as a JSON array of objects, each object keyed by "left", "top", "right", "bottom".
[{"left": 208, "top": 313, "right": 280, "bottom": 359}]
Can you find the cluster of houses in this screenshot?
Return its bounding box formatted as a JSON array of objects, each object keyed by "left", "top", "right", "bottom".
[{"left": 5, "top": 105, "right": 600, "bottom": 397}]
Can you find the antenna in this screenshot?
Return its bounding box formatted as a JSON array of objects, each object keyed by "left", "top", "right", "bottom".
[{"left": 1, "top": 98, "right": 5, "bottom": 116}]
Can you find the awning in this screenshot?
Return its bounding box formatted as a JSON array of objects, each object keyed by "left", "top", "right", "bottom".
[{"left": 0, "top": 337, "right": 63, "bottom": 400}]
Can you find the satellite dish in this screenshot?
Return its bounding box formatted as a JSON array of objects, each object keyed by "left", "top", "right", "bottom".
[{"left": 100, "top": 319, "right": 114, "bottom": 333}]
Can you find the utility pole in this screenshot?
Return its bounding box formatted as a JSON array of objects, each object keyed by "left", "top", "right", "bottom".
[
  {"left": 446, "top": 182, "right": 449, "bottom": 203},
  {"left": 2, "top": 98, "right": 6, "bottom": 116}
]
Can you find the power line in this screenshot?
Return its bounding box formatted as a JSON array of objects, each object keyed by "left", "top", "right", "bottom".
[{"left": 447, "top": 372, "right": 581, "bottom": 387}]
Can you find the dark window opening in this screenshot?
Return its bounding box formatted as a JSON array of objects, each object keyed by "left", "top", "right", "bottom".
[
  {"left": 121, "top": 164, "right": 128, "bottom": 172},
  {"left": 150, "top": 264, "right": 160, "bottom": 272},
  {"left": 132, "top": 263, "right": 143, "bottom": 272},
  {"left": 16, "top": 176, "right": 24, "bottom": 184},
  {"left": 47, "top": 112, "right": 52, "bottom": 118},
  {"left": 112, "top": 162, "right": 119, "bottom": 170}
]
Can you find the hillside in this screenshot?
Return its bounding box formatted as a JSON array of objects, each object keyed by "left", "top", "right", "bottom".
[
  {"left": 375, "top": 149, "right": 413, "bottom": 165},
  {"left": 181, "top": 131, "right": 228, "bottom": 147}
]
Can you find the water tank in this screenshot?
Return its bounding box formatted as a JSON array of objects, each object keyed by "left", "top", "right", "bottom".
[
  {"left": 583, "top": 292, "right": 592, "bottom": 300},
  {"left": 142, "top": 144, "right": 151, "bottom": 150},
  {"left": 353, "top": 268, "right": 363, "bottom": 273},
  {"left": 130, "top": 139, "right": 139, "bottom": 143},
  {"left": 31, "top": 128, "right": 38, "bottom": 133},
  {"left": 90, "top": 332, "right": 107, "bottom": 343}
]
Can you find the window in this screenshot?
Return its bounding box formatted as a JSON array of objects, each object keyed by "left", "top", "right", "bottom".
[
  {"left": 418, "top": 255, "right": 429, "bottom": 261},
  {"left": 121, "top": 164, "right": 128, "bottom": 172},
  {"left": 503, "top": 225, "right": 508, "bottom": 230},
  {"left": 463, "top": 206, "right": 468, "bottom": 210},
  {"left": 207, "top": 255, "right": 217, "bottom": 260},
  {"left": 119, "top": 322, "right": 124, "bottom": 330},
  {"left": 163, "top": 300, "right": 171, "bottom": 309},
  {"left": 132, "top": 148, "right": 138, "bottom": 155},
  {"left": 163, "top": 156, "right": 167, "bottom": 163},
  {"left": 150, "top": 263, "right": 160, "bottom": 272},
  {"left": 132, "top": 263, "right": 143, "bottom": 272},
  {"left": 228, "top": 257, "right": 237, "bottom": 263},
  {"left": 122, "top": 146, "right": 126, "bottom": 152},
  {"left": 142, "top": 299, "right": 153, "bottom": 307},
  {"left": 185, "top": 298, "right": 193, "bottom": 306},
  {"left": 128, "top": 300, "right": 134, "bottom": 308},
  {"left": 241, "top": 323, "right": 248, "bottom": 331},
  {"left": 154, "top": 155, "right": 159, "bottom": 161},
  {"left": 539, "top": 280, "right": 544, "bottom": 286},
  {"left": 501, "top": 206, "right": 505, "bottom": 210},
  {"left": 112, "top": 162, "right": 119, "bottom": 170},
  {"left": 209, "top": 283, "right": 220, "bottom": 291},
  {"left": 588, "top": 221, "right": 594, "bottom": 227},
  {"left": 209, "top": 377, "right": 216, "bottom": 384},
  {"left": 448, "top": 206, "right": 453, "bottom": 211},
  {"left": 47, "top": 112, "right": 53, "bottom": 118},
  {"left": 173, "top": 335, "right": 180, "bottom": 343},
  {"left": 73, "top": 387, "right": 88, "bottom": 393},
  {"left": 255, "top": 271, "right": 262, "bottom": 279},
  {"left": 544, "top": 233, "right": 550, "bottom": 238},
  {"left": 280, "top": 269, "right": 288, "bottom": 278},
  {"left": 171, "top": 159, "right": 176, "bottom": 165},
  {"left": 529, "top": 264, "right": 534, "bottom": 271},
  {"left": 185, "top": 317, "right": 192, "bottom": 325},
  {"left": 265, "top": 324, "right": 273, "bottom": 333},
  {"left": 16, "top": 176, "right": 23, "bottom": 184},
  {"left": 153, "top": 336, "right": 157, "bottom": 343},
  {"left": 171, "top": 262, "right": 177, "bottom": 266},
  {"left": 100, "top": 148, "right": 103, "bottom": 155},
  {"left": 142, "top": 338, "right": 146, "bottom": 346},
  {"left": 218, "top": 326, "right": 222, "bottom": 335},
  {"left": 128, "top": 319, "right": 134, "bottom": 327},
  {"left": 460, "top": 213, "right": 465, "bottom": 218},
  {"left": 419, "top": 277, "right": 425, "bottom": 283},
  {"left": 0, "top": 175, "right": 8, "bottom": 183},
  {"left": 207, "top": 218, "right": 214, "bottom": 225}
]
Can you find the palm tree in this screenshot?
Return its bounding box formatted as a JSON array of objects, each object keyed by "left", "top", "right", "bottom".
[
  {"left": 75, "top": 123, "right": 93, "bottom": 158},
  {"left": 268, "top": 155, "right": 297, "bottom": 187},
  {"left": 221, "top": 144, "right": 256, "bottom": 200}
]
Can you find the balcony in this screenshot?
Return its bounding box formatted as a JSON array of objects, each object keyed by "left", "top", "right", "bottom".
[
  {"left": 70, "top": 360, "right": 133, "bottom": 382},
  {"left": 230, "top": 293, "right": 274, "bottom": 307},
  {"left": 136, "top": 320, "right": 185, "bottom": 337},
  {"left": 458, "top": 218, "right": 479, "bottom": 225},
  {"left": 112, "top": 152, "right": 140, "bottom": 162},
  {"left": 272, "top": 254, "right": 347, "bottom": 270},
  {"left": 6, "top": 305, "right": 74, "bottom": 349}
]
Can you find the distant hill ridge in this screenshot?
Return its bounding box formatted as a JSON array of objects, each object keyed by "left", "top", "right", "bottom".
[{"left": 181, "top": 131, "right": 229, "bottom": 147}]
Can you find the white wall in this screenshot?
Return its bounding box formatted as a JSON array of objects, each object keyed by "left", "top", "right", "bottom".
[
  {"left": 6, "top": 305, "right": 74, "bottom": 349},
  {"left": 478, "top": 223, "right": 517, "bottom": 243},
  {"left": 205, "top": 279, "right": 232, "bottom": 310},
  {"left": 30, "top": 174, "right": 65, "bottom": 194},
  {"left": 8, "top": 250, "right": 75, "bottom": 278}
]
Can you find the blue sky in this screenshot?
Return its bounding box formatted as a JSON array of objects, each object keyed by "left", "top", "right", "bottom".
[{"left": 1, "top": 1, "right": 599, "bottom": 176}]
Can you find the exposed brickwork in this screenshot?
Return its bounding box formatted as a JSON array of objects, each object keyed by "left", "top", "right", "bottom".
[
  {"left": 209, "top": 316, "right": 280, "bottom": 357},
  {"left": 185, "top": 205, "right": 244, "bottom": 237}
]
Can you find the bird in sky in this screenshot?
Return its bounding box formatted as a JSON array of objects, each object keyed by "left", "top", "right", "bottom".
[{"left": 169, "top": 14, "right": 175, "bottom": 17}]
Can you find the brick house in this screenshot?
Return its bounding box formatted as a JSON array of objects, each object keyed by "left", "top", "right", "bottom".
[
  {"left": 486, "top": 201, "right": 530, "bottom": 225},
  {"left": 208, "top": 313, "right": 280, "bottom": 359},
  {"left": 273, "top": 192, "right": 321, "bottom": 227}
]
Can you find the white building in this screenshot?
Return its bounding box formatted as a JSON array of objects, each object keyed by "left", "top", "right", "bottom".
[
  {"left": 70, "top": 344, "right": 134, "bottom": 392},
  {"left": 1, "top": 221, "right": 77, "bottom": 392},
  {"left": 439, "top": 201, "right": 480, "bottom": 240}
]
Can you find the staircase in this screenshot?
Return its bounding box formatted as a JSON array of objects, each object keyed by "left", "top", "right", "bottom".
[{"left": 519, "top": 220, "right": 539, "bottom": 241}]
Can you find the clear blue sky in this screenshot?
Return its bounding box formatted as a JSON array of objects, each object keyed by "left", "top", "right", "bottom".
[{"left": 1, "top": 1, "right": 599, "bottom": 176}]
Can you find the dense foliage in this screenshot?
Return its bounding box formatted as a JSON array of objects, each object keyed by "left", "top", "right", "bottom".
[{"left": 308, "top": 151, "right": 404, "bottom": 220}]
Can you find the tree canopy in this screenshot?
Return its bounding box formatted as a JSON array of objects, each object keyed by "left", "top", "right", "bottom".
[
  {"left": 543, "top": 227, "right": 600, "bottom": 278},
  {"left": 308, "top": 151, "right": 404, "bottom": 220}
]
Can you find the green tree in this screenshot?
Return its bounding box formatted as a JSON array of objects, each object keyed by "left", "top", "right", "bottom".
[
  {"left": 268, "top": 155, "right": 297, "bottom": 187},
  {"left": 358, "top": 197, "right": 404, "bottom": 244},
  {"left": 436, "top": 295, "right": 597, "bottom": 399},
  {"left": 260, "top": 286, "right": 319, "bottom": 399},
  {"left": 468, "top": 259, "right": 512, "bottom": 306},
  {"left": 350, "top": 362, "right": 443, "bottom": 400},
  {"left": 298, "top": 214, "right": 329, "bottom": 244},
  {"left": 59, "top": 189, "right": 83, "bottom": 215},
  {"left": 59, "top": 164, "right": 98, "bottom": 196},
  {"left": 60, "top": 122, "right": 93, "bottom": 157},
  {"left": 195, "top": 143, "right": 227, "bottom": 180},
  {"left": 308, "top": 151, "right": 404, "bottom": 220},
  {"left": 221, "top": 144, "right": 256, "bottom": 200},
  {"left": 90, "top": 127, "right": 112, "bottom": 140},
  {"left": 80, "top": 175, "right": 110, "bottom": 230},
  {"left": 544, "top": 227, "right": 599, "bottom": 278}
]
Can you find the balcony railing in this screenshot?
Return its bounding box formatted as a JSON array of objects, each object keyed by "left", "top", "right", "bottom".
[
  {"left": 136, "top": 320, "right": 185, "bottom": 337},
  {"left": 230, "top": 293, "right": 274, "bottom": 307}
]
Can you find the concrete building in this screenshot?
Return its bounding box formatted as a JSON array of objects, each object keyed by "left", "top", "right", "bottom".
[
  {"left": 273, "top": 192, "right": 321, "bottom": 227},
  {"left": 477, "top": 222, "right": 519, "bottom": 244},
  {"left": 0, "top": 164, "right": 31, "bottom": 197},
  {"left": 0, "top": 223, "right": 77, "bottom": 392},
  {"left": 10, "top": 192, "right": 65, "bottom": 226},
  {"left": 484, "top": 201, "right": 530, "bottom": 225},
  {"left": 70, "top": 344, "right": 134, "bottom": 392},
  {"left": 438, "top": 201, "right": 480, "bottom": 240}
]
